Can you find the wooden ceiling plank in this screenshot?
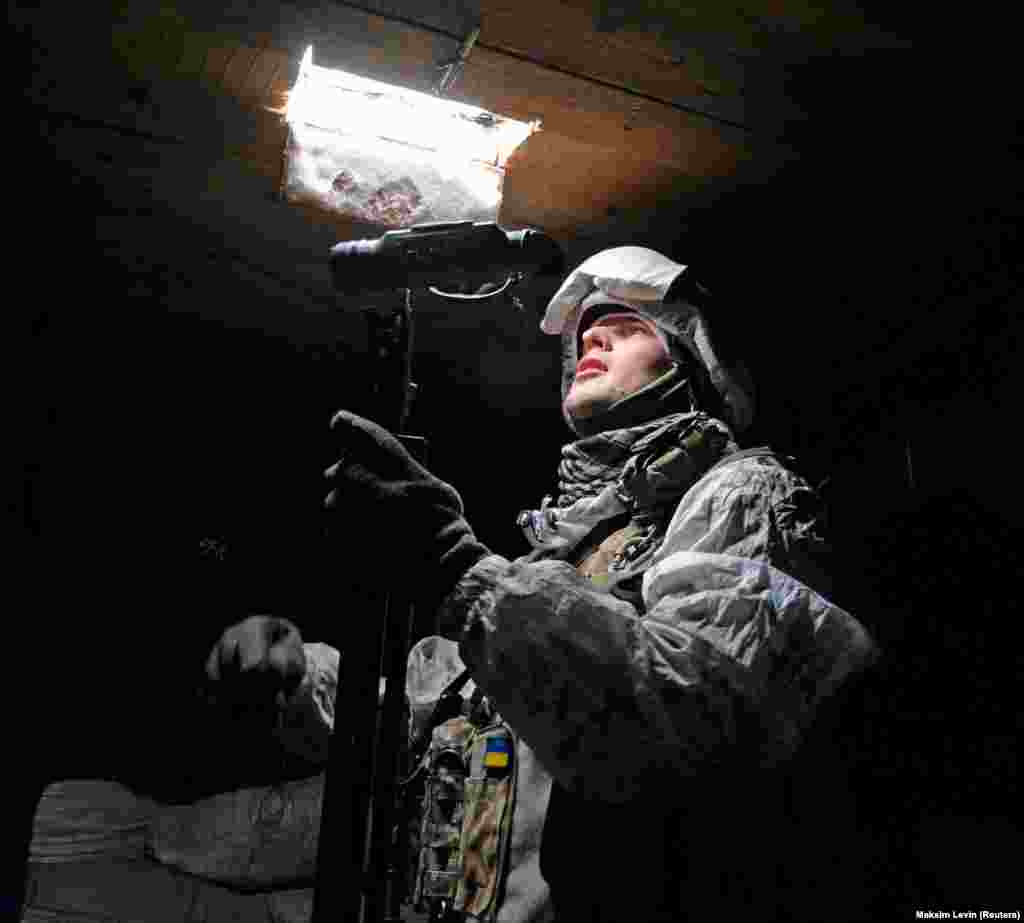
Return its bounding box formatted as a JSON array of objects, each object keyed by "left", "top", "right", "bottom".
[
  {"left": 222, "top": 44, "right": 263, "bottom": 99},
  {"left": 203, "top": 43, "right": 242, "bottom": 92},
  {"left": 198, "top": 33, "right": 753, "bottom": 173},
  {"left": 97, "top": 4, "right": 759, "bottom": 171},
  {"left": 325, "top": 0, "right": 748, "bottom": 124},
  {"left": 339, "top": 0, "right": 747, "bottom": 99},
  {"left": 499, "top": 130, "right": 717, "bottom": 236},
  {"left": 460, "top": 48, "right": 747, "bottom": 172},
  {"left": 562, "top": 0, "right": 908, "bottom": 55},
  {"left": 476, "top": 0, "right": 733, "bottom": 98},
  {"left": 242, "top": 49, "right": 288, "bottom": 103}
]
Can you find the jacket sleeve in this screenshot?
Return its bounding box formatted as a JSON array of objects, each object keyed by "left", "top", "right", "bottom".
[
  {"left": 274, "top": 642, "right": 391, "bottom": 766},
  {"left": 273, "top": 642, "right": 340, "bottom": 766},
  {"left": 440, "top": 458, "right": 877, "bottom": 803}
]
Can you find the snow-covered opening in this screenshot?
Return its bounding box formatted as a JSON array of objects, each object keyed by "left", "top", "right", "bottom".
[{"left": 283, "top": 46, "right": 538, "bottom": 227}]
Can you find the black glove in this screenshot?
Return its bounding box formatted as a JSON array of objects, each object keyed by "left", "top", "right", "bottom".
[
  {"left": 323, "top": 411, "right": 490, "bottom": 611},
  {"left": 203, "top": 615, "right": 307, "bottom": 719}
]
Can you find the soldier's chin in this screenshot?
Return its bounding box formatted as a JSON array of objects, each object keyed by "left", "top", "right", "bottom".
[{"left": 564, "top": 388, "right": 611, "bottom": 421}]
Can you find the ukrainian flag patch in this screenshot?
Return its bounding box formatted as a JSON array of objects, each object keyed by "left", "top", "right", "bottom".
[{"left": 483, "top": 737, "right": 511, "bottom": 769}]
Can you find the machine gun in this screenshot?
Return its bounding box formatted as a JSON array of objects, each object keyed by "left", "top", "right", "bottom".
[{"left": 312, "top": 221, "right": 563, "bottom": 923}]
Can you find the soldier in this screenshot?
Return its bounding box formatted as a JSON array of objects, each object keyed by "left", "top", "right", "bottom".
[{"left": 217, "top": 246, "right": 879, "bottom": 922}]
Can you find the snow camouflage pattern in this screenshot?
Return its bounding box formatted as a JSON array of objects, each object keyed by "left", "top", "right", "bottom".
[
  {"left": 518, "top": 411, "right": 738, "bottom": 564},
  {"left": 404, "top": 246, "right": 874, "bottom": 921},
  {"left": 434, "top": 445, "right": 878, "bottom": 922}
]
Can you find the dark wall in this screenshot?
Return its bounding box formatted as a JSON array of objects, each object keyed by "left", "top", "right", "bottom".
[{"left": 693, "top": 52, "right": 1023, "bottom": 915}]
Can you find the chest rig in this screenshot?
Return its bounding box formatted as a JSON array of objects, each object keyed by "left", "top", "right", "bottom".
[
  {"left": 405, "top": 639, "right": 518, "bottom": 923},
  {"left": 403, "top": 477, "right": 696, "bottom": 921},
  {"left": 570, "top": 509, "right": 664, "bottom": 609}
]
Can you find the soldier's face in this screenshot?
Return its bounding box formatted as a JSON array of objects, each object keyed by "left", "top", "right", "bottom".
[{"left": 564, "top": 311, "right": 673, "bottom": 421}]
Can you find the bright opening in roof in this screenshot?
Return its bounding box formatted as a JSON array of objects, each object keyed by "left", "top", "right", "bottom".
[{"left": 282, "top": 46, "right": 538, "bottom": 227}]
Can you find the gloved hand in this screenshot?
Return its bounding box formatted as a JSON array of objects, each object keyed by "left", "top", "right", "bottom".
[
  {"left": 203, "top": 615, "right": 307, "bottom": 718},
  {"left": 323, "top": 411, "right": 490, "bottom": 611}
]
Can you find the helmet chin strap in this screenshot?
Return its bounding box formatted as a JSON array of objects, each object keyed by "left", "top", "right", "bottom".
[{"left": 565, "top": 363, "right": 696, "bottom": 438}]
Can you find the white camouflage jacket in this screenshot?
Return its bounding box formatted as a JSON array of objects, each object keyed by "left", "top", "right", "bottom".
[{"left": 438, "top": 447, "right": 878, "bottom": 922}]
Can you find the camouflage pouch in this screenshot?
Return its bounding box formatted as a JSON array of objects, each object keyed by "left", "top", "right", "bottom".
[
  {"left": 408, "top": 638, "right": 518, "bottom": 921},
  {"left": 413, "top": 716, "right": 474, "bottom": 907},
  {"left": 453, "top": 724, "right": 517, "bottom": 920}
]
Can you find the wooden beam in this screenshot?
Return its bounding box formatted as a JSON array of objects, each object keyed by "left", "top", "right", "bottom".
[
  {"left": 331, "top": 0, "right": 748, "bottom": 122},
  {"left": 290, "top": 2, "right": 754, "bottom": 160}
]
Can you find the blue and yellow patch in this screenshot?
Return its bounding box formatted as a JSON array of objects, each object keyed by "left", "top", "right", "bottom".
[{"left": 483, "top": 737, "right": 511, "bottom": 769}]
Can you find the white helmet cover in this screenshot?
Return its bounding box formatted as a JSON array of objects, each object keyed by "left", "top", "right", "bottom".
[{"left": 542, "top": 246, "right": 755, "bottom": 432}]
